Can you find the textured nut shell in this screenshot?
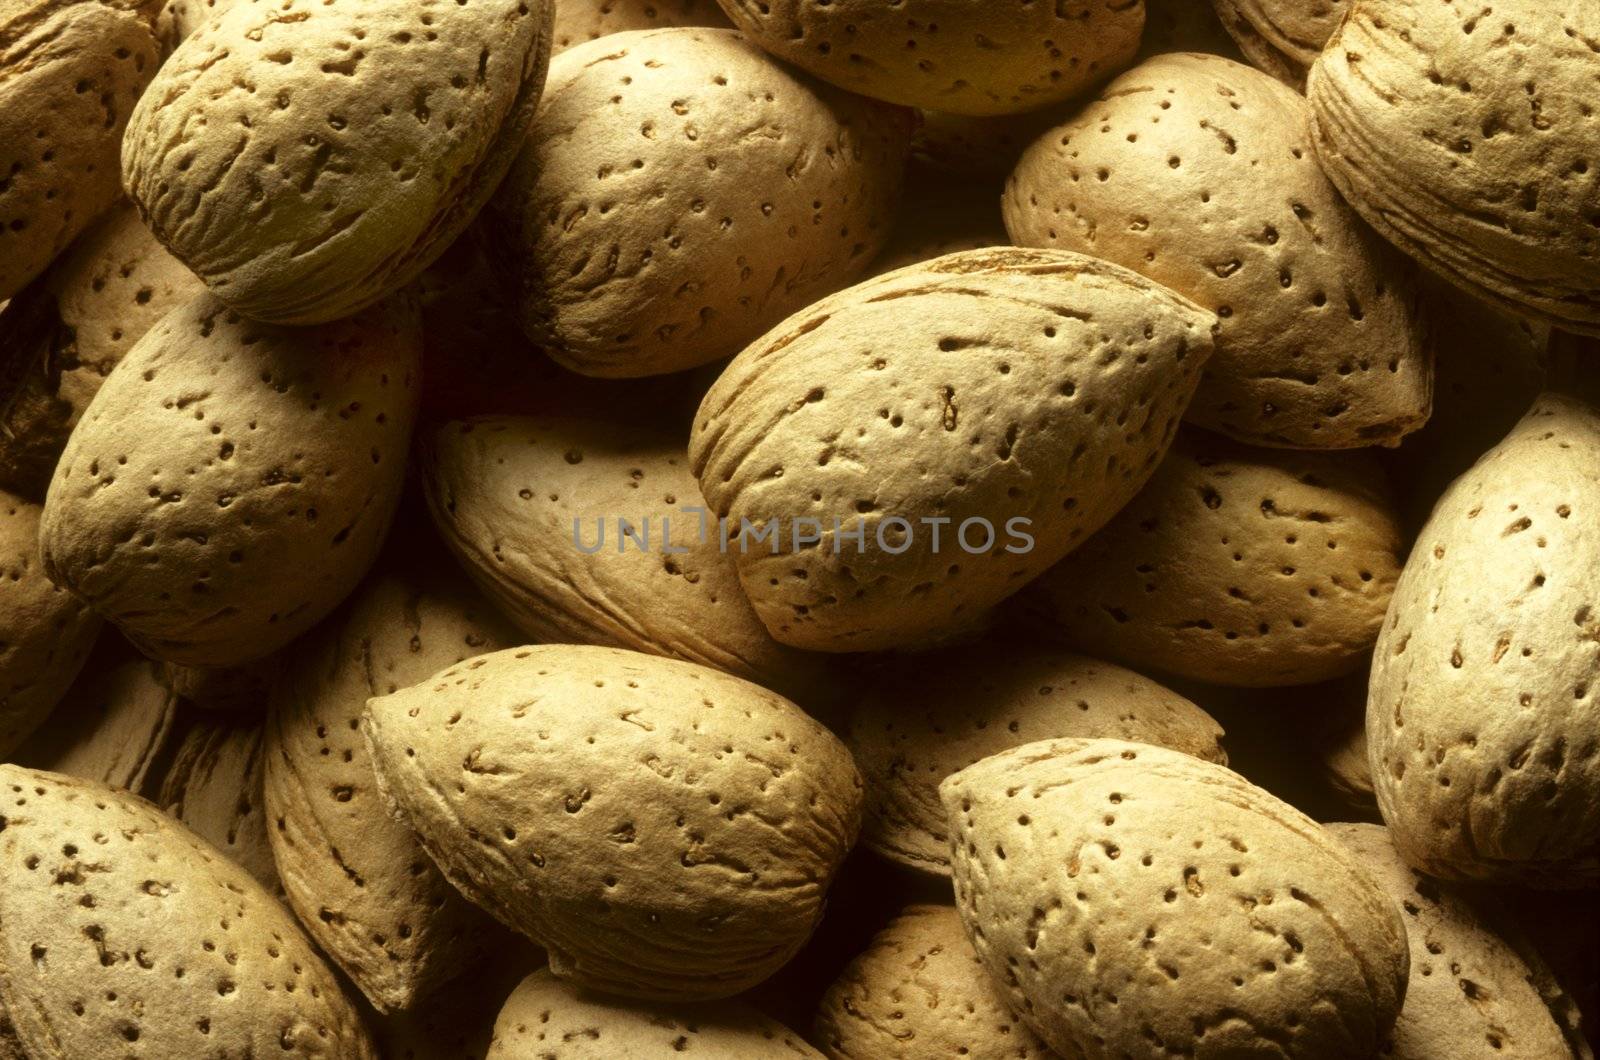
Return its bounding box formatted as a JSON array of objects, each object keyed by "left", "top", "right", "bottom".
[
  {"left": 1329, "top": 823, "right": 1582, "bottom": 1059},
  {"left": 0, "top": 490, "right": 100, "bottom": 757},
  {"left": 1308, "top": 2, "right": 1600, "bottom": 334},
  {"left": 158, "top": 717, "right": 279, "bottom": 891},
  {"left": 0, "top": 765, "right": 375, "bottom": 1058},
  {"left": 551, "top": 0, "right": 728, "bottom": 53},
  {"left": 1006, "top": 53, "right": 1427, "bottom": 449},
  {"left": 265, "top": 567, "right": 516, "bottom": 1013},
  {"left": 715, "top": 0, "right": 1143, "bottom": 116},
  {"left": 154, "top": 0, "right": 239, "bottom": 47},
  {"left": 0, "top": 203, "right": 204, "bottom": 498},
  {"left": 423, "top": 416, "right": 820, "bottom": 698},
  {"left": 363, "top": 644, "right": 863, "bottom": 1002},
  {"left": 1028, "top": 428, "right": 1403, "bottom": 687},
  {"left": 13, "top": 643, "right": 174, "bottom": 791},
  {"left": 1368, "top": 393, "right": 1600, "bottom": 887},
  {"left": 39, "top": 292, "right": 420, "bottom": 667},
  {"left": 496, "top": 29, "right": 911, "bottom": 378},
  {"left": 847, "top": 644, "right": 1226, "bottom": 875},
  {"left": 0, "top": 0, "right": 162, "bottom": 303},
  {"left": 941, "top": 738, "right": 1410, "bottom": 1059},
  {"left": 488, "top": 967, "right": 822, "bottom": 1058},
  {"left": 813, "top": 904, "right": 1057, "bottom": 1060},
  {"left": 122, "top": 0, "right": 554, "bottom": 324},
  {"left": 1212, "top": 0, "right": 1347, "bottom": 84},
  {"left": 691, "top": 247, "right": 1216, "bottom": 653}
]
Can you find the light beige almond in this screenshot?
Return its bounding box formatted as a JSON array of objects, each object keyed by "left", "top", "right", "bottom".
[
  {"left": 494, "top": 28, "right": 911, "bottom": 378},
  {"left": 941, "top": 738, "right": 1410, "bottom": 1059},
  {"left": 363, "top": 644, "right": 863, "bottom": 1002},
  {"left": 39, "top": 292, "right": 420, "bottom": 667},
  {"left": 266, "top": 566, "right": 516, "bottom": 1013},
  {"left": 1368, "top": 392, "right": 1600, "bottom": 887},
  {"left": 552, "top": 0, "right": 728, "bottom": 53},
  {"left": 1006, "top": 52, "right": 1427, "bottom": 449},
  {"left": 1212, "top": 0, "right": 1347, "bottom": 84},
  {"left": 157, "top": 715, "right": 279, "bottom": 890},
  {"left": 122, "top": 0, "right": 554, "bottom": 324},
  {"left": 690, "top": 247, "right": 1216, "bottom": 653},
  {"left": 1027, "top": 427, "right": 1403, "bottom": 686},
  {"left": 847, "top": 643, "right": 1225, "bottom": 875},
  {"left": 0, "top": 765, "right": 375, "bottom": 1057}
]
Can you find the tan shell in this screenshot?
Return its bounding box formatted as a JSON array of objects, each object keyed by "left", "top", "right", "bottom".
[
  {"left": 12, "top": 641, "right": 174, "bottom": 791},
  {"left": 1308, "top": 2, "right": 1600, "bottom": 334},
  {"left": 690, "top": 248, "right": 1217, "bottom": 653},
  {"left": 715, "top": 0, "right": 1143, "bottom": 116},
  {"left": 0, "top": 765, "right": 376, "bottom": 1058},
  {"left": 0, "top": 203, "right": 204, "bottom": 499},
  {"left": 1368, "top": 393, "right": 1600, "bottom": 887},
  {"left": 1006, "top": 52, "right": 1427, "bottom": 449},
  {"left": 265, "top": 567, "right": 516, "bottom": 1013},
  {"left": 422, "top": 416, "right": 822, "bottom": 701},
  {"left": 488, "top": 968, "right": 823, "bottom": 1058},
  {"left": 1027, "top": 428, "right": 1403, "bottom": 687},
  {"left": 363, "top": 644, "right": 863, "bottom": 1002},
  {"left": 813, "top": 904, "right": 1058, "bottom": 1060},
  {"left": 846, "top": 643, "right": 1226, "bottom": 875},
  {"left": 122, "top": 0, "right": 555, "bottom": 324},
  {"left": 941, "top": 738, "right": 1410, "bottom": 1059},
  {"left": 157, "top": 716, "right": 279, "bottom": 891},
  {"left": 494, "top": 28, "right": 911, "bottom": 378},
  {"left": 1212, "top": 0, "right": 1348, "bottom": 84},
  {"left": 0, "top": 0, "right": 162, "bottom": 303},
  {"left": 153, "top": 0, "right": 239, "bottom": 47},
  {"left": 1329, "top": 823, "right": 1584, "bottom": 1059},
  {"left": 39, "top": 292, "right": 421, "bottom": 667},
  {"left": 0, "top": 489, "right": 101, "bottom": 757},
  {"left": 551, "top": 0, "right": 728, "bottom": 53}
]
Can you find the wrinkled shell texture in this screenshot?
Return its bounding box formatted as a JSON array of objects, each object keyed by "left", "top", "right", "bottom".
[
  {"left": 265, "top": 568, "right": 514, "bottom": 1013},
  {"left": 14, "top": 648, "right": 173, "bottom": 791},
  {"left": 1330, "top": 823, "right": 1580, "bottom": 1058},
  {"left": 1006, "top": 52, "right": 1428, "bottom": 449},
  {"left": 551, "top": 0, "right": 729, "bottom": 53},
  {"left": 489, "top": 968, "right": 824, "bottom": 1058},
  {"left": 158, "top": 718, "right": 280, "bottom": 891},
  {"left": 154, "top": 0, "right": 240, "bottom": 47},
  {"left": 0, "top": 203, "right": 204, "bottom": 498},
  {"left": 424, "top": 416, "right": 819, "bottom": 696},
  {"left": 0, "top": 0, "right": 162, "bottom": 302},
  {"left": 848, "top": 644, "right": 1226, "bottom": 874},
  {"left": 813, "top": 903, "right": 1057, "bottom": 1059},
  {"left": 691, "top": 248, "right": 1216, "bottom": 653},
  {"left": 1212, "top": 0, "right": 1347, "bottom": 83},
  {"left": 363, "top": 644, "right": 863, "bottom": 1002},
  {"left": 715, "top": 0, "right": 1145, "bottom": 116},
  {"left": 1369, "top": 393, "right": 1600, "bottom": 887},
  {"left": 122, "top": 0, "right": 555, "bottom": 324},
  {"left": 941, "top": 739, "right": 1410, "bottom": 1059},
  {"left": 39, "top": 293, "right": 420, "bottom": 667},
  {"left": 496, "top": 28, "right": 911, "bottom": 377},
  {"left": 0, "top": 490, "right": 100, "bottom": 758},
  {"left": 0, "top": 766, "right": 375, "bottom": 1058},
  {"left": 1029, "top": 428, "right": 1403, "bottom": 687},
  {"left": 1308, "top": 0, "right": 1600, "bottom": 333}
]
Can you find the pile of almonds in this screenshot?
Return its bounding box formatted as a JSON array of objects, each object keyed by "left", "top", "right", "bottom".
[{"left": 0, "top": 0, "right": 1596, "bottom": 1056}]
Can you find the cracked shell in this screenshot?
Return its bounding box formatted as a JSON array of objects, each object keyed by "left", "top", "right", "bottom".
[
  {"left": 1368, "top": 392, "right": 1600, "bottom": 888},
  {"left": 1212, "top": 0, "right": 1347, "bottom": 84},
  {"left": 690, "top": 247, "right": 1216, "bottom": 653},
  {"left": 121, "top": 0, "right": 555, "bottom": 324},
  {"left": 1308, "top": 1, "right": 1600, "bottom": 334},
  {"left": 551, "top": 0, "right": 728, "bottom": 53},
  {"left": 363, "top": 644, "right": 863, "bottom": 1003},
  {"left": 941, "top": 738, "right": 1410, "bottom": 1059},
  {"left": 494, "top": 28, "right": 912, "bottom": 378},
  {"left": 1026, "top": 428, "right": 1403, "bottom": 687},
  {"left": 715, "top": 0, "right": 1144, "bottom": 116},
  {"left": 39, "top": 292, "right": 421, "bottom": 667},
  {"left": 266, "top": 566, "right": 516, "bottom": 1013},
  {"left": 0, "top": 765, "right": 376, "bottom": 1058},
  {"left": 1005, "top": 52, "right": 1427, "bottom": 449}
]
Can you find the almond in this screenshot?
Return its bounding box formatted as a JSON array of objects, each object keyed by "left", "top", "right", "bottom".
[
  {"left": 1212, "top": 0, "right": 1347, "bottom": 84},
  {"left": 157, "top": 715, "right": 279, "bottom": 891}
]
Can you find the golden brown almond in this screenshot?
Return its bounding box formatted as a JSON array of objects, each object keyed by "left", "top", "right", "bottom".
[
  {"left": 551, "top": 0, "right": 728, "bottom": 53},
  {"left": 1212, "top": 0, "right": 1347, "bottom": 84},
  {"left": 153, "top": 0, "right": 239, "bottom": 47},
  {"left": 157, "top": 715, "right": 279, "bottom": 891}
]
